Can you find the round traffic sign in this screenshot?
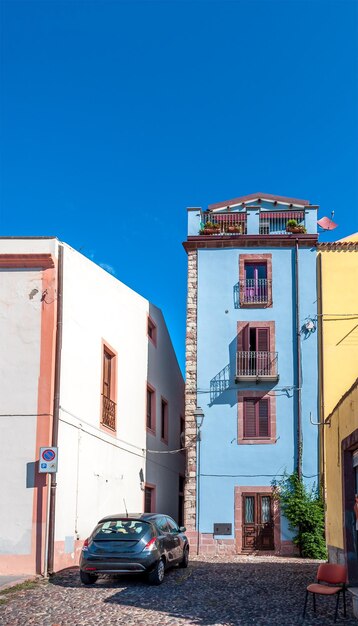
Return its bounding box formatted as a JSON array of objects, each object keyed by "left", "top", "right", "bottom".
[{"left": 42, "top": 449, "right": 56, "bottom": 462}]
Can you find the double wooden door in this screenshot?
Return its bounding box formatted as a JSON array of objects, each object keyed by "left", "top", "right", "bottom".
[{"left": 242, "top": 493, "right": 274, "bottom": 551}]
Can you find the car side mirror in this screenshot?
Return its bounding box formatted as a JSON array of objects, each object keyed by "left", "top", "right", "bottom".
[{"left": 179, "top": 526, "right": 186, "bottom": 532}]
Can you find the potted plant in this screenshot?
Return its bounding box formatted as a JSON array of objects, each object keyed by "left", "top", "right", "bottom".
[
  {"left": 200, "top": 221, "right": 221, "bottom": 235},
  {"left": 286, "top": 219, "right": 307, "bottom": 234},
  {"left": 227, "top": 224, "right": 243, "bottom": 234}
]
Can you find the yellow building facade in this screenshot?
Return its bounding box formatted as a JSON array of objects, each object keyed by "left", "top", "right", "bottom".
[{"left": 318, "top": 233, "right": 358, "bottom": 582}]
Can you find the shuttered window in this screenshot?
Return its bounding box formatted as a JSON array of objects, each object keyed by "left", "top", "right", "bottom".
[{"left": 243, "top": 398, "right": 270, "bottom": 438}]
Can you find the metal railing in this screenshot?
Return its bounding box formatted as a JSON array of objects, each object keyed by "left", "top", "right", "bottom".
[
  {"left": 259, "top": 211, "right": 305, "bottom": 235},
  {"left": 236, "top": 351, "right": 278, "bottom": 378},
  {"left": 201, "top": 212, "right": 247, "bottom": 235},
  {"left": 240, "top": 279, "right": 270, "bottom": 304},
  {"left": 101, "top": 395, "right": 116, "bottom": 430}
]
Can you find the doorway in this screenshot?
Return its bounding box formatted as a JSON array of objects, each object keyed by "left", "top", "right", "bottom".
[{"left": 242, "top": 493, "right": 274, "bottom": 551}]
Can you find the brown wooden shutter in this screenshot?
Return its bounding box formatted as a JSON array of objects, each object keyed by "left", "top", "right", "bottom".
[
  {"left": 256, "top": 328, "right": 269, "bottom": 352},
  {"left": 103, "top": 350, "right": 112, "bottom": 398},
  {"left": 244, "top": 399, "right": 257, "bottom": 437},
  {"left": 258, "top": 399, "right": 269, "bottom": 437},
  {"left": 238, "top": 323, "right": 249, "bottom": 351}
]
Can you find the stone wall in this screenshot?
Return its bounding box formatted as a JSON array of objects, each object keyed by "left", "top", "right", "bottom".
[{"left": 184, "top": 250, "right": 198, "bottom": 531}]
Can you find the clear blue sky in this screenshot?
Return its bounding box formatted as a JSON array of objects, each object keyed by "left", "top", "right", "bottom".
[{"left": 1, "top": 0, "right": 357, "bottom": 372}]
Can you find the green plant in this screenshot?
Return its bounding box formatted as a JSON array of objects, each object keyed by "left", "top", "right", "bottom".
[
  {"left": 286, "top": 219, "right": 298, "bottom": 229},
  {"left": 272, "top": 472, "right": 327, "bottom": 559}
]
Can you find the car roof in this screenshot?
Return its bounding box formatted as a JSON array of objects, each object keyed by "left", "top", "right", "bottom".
[{"left": 97, "top": 513, "right": 168, "bottom": 523}]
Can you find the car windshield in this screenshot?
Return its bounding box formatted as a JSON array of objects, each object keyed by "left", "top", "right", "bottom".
[{"left": 93, "top": 520, "right": 149, "bottom": 540}]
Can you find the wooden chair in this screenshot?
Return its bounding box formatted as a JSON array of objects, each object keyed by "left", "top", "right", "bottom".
[{"left": 303, "top": 563, "right": 347, "bottom": 623}]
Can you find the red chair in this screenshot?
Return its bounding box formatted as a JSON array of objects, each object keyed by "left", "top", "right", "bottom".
[{"left": 303, "top": 563, "right": 347, "bottom": 622}]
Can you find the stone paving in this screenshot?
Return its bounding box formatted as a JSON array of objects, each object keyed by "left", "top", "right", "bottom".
[{"left": 0, "top": 555, "right": 356, "bottom": 625}]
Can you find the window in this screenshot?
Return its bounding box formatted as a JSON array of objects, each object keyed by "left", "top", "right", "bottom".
[
  {"left": 144, "top": 485, "right": 155, "bottom": 512},
  {"left": 238, "top": 391, "right": 276, "bottom": 445},
  {"left": 146, "top": 385, "right": 156, "bottom": 433},
  {"left": 238, "top": 254, "right": 272, "bottom": 307},
  {"left": 101, "top": 343, "right": 117, "bottom": 431},
  {"left": 243, "top": 398, "right": 270, "bottom": 438},
  {"left": 161, "top": 398, "right": 168, "bottom": 444},
  {"left": 147, "top": 316, "right": 157, "bottom": 346}
]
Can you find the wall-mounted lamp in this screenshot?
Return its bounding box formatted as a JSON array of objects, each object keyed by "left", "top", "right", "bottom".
[
  {"left": 139, "top": 468, "right": 144, "bottom": 491},
  {"left": 193, "top": 407, "right": 205, "bottom": 430}
]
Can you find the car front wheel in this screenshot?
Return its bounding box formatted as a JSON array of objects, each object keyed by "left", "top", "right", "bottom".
[
  {"left": 148, "top": 558, "right": 165, "bottom": 585},
  {"left": 80, "top": 570, "right": 98, "bottom": 585},
  {"left": 179, "top": 546, "right": 189, "bottom": 568}
]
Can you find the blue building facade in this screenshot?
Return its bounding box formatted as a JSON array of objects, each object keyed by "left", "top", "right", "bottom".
[{"left": 184, "top": 193, "right": 319, "bottom": 555}]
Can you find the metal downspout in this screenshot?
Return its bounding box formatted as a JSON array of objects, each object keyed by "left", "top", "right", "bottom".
[
  {"left": 318, "top": 252, "right": 326, "bottom": 498},
  {"left": 295, "top": 239, "right": 302, "bottom": 479},
  {"left": 47, "top": 244, "right": 64, "bottom": 575}
]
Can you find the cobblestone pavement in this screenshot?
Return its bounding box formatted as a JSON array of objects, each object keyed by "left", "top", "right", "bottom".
[{"left": 0, "top": 556, "right": 356, "bottom": 626}]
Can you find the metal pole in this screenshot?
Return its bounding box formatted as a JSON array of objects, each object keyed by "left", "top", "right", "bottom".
[
  {"left": 196, "top": 422, "right": 201, "bottom": 556},
  {"left": 47, "top": 244, "right": 64, "bottom": 575},
  {"left": 295, "top": 239, "right": 302, "bottom": 479},
  {"left": 43, "top": 473, "right": 51, "bottom": 577}
]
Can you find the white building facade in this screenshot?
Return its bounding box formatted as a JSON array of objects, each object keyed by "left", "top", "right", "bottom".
[{"left": 0, "top": 238, "right": 184, "bottom": 575}]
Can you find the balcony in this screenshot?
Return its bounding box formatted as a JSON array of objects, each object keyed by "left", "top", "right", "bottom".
[
  {"left": 240, "top": 279, "right": 271, "bottom": 305},
  {"left": 236, "top": 351, "right": 279, "bottom": 382},
  {"left": 101, "top": 395, "right": 116, "bottom": 430},
  {"left": 200, "top": 212, "right": 247, "bottom": 235},
  {"left": 259, "top": 211, "right": 305, "bottom": 235}
]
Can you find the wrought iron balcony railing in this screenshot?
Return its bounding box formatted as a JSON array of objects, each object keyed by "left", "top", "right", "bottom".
[
  {"left": 240, "top": 279, "right": 271, "bottom": 304},
  {"left": 259, "top": 211, "right": 305, "bottom": 235},
  {"left": 236, "top": 351, "right": 279, "bottom": 382},
  {"left": 200, "top": 212, "right": 247, "bottom": 235},
  {"left": 101, "top": 395, "right": 116, "bottom": 430}
]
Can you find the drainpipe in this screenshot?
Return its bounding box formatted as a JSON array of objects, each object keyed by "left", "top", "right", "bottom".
[
  {"left": 295, "top": 239, "right": 302, "bottom": 480},
  {"left": 318, "top": 253, "right": 325, "bottom": 499},
  {"left": 47, "top": 244, "right": 64, "bottom": 575}
]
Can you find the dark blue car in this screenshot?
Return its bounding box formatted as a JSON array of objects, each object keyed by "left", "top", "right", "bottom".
[{"left": 79, "top": 513, "right": 189, "bottom": 585}]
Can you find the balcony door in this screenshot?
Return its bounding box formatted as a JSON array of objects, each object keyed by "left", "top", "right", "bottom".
[
  {"left": 242, "top": 493, "right": 274, "bottom": 551},
  {"left": 242, "top": 326, "right": 269, "bottom": 375},
  {"left": 244, "top": 262, "right": 267, "bottom": 303}
]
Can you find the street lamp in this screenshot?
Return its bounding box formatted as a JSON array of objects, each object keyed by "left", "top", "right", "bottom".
[{"left": 193, "top": 406, "right": 205, "bottom": 554}]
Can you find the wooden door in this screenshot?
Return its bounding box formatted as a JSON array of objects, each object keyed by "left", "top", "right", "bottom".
[{"left": 242, "top": 493, "right": 274, "bottom": 551}]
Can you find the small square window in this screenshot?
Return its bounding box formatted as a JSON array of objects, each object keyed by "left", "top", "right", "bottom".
[
  {"left": 147, "top": 317, "right": 157, "bottom": 346},
  {"left": 161, "top": 398, "right": 168, "bottom": 444}
]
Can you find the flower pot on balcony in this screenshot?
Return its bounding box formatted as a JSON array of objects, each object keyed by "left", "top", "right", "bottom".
[
  {"left": 200, "top": 221, "right": 221, "bottom": 235},
  {"left": 286, "top": 226, "right": 306, "bottom": 234},
  {"left": 227, "top": 226, "right": 242, "bottom": 234}
]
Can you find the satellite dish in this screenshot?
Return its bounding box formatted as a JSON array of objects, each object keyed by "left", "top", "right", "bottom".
[{"left": 317, "top": 216, "right": 338, "bottom": 231}]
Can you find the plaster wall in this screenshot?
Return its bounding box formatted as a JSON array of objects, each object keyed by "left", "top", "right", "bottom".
[
  {"left": 56, "top": 245, "right": 150, "bottom": 548},
  {"left": 146, "top": 304, "right": 185, "bottom": 521},
  {"left": 196, "top": 245, "right": 318, "bottom": 540},
  {"left": 320, "top": 245, "right": 358, "bottom": 552},
  {"left": 55, "top": 245, "right": 184, "bottom": 567},
  {"left": 0, "top": 267, "right": 42, "bottom": 556},
  {"left": 325, "top": 385, "right": 358, "bottom": 552},
  {"left": 319, "top": 249, "right": 358, "bottom": 418}
]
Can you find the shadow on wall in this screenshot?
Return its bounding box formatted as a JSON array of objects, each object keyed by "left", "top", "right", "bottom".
[
  {"left": 209, "top": 335, "right": 277, "bottom": 407},
  {"left": 26, "top": 461, "right": 46, "bottom": 574}
]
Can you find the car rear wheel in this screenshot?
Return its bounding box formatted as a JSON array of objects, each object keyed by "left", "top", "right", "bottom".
[
  {"left": 148, "top": 558, "right": 165, "bottom": 585},
  {"left": 80, "top": 570, "right": 98, "bottom": 585},
  {"left": 179, "top": 546, "right": 189, "bottom": 568}
]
